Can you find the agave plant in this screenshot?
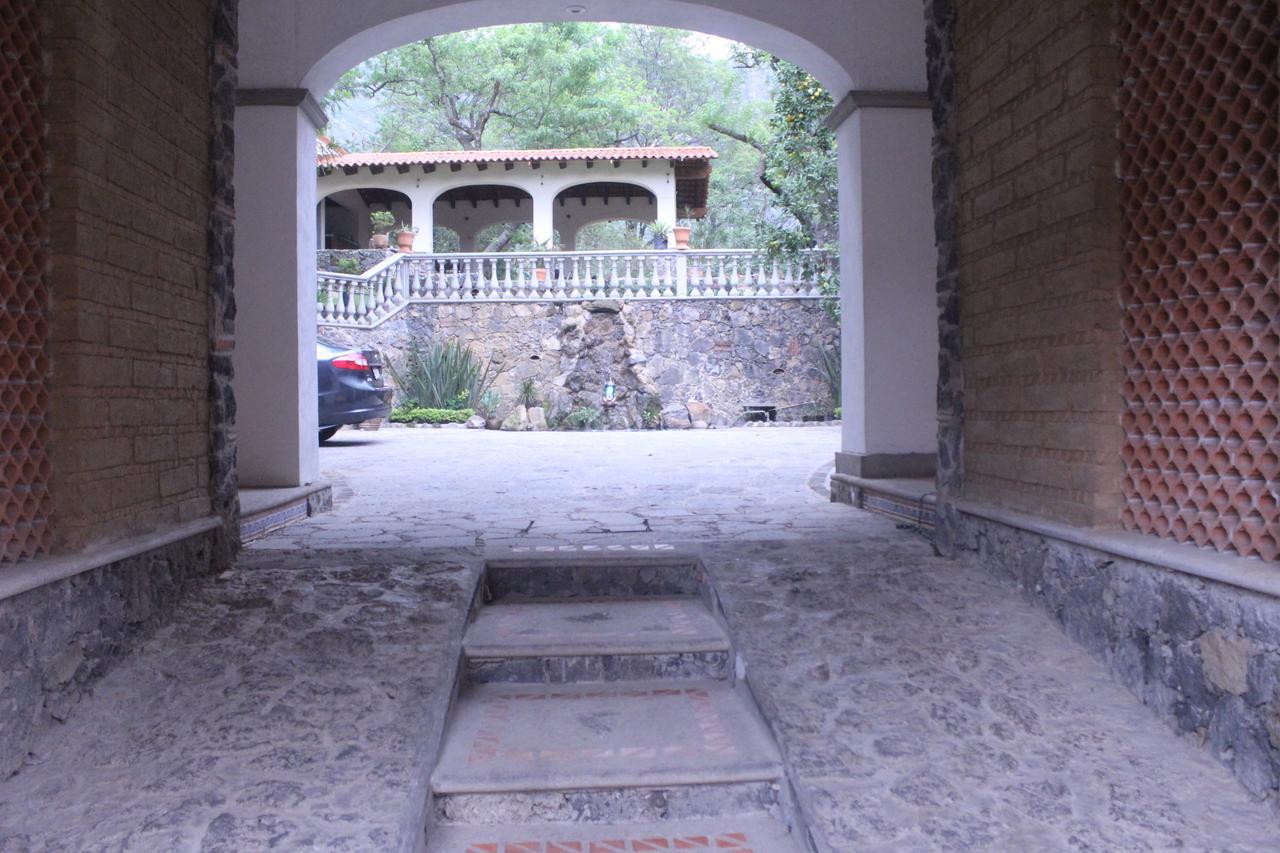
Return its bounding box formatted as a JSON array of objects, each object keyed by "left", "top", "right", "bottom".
[{"left": 387, "top": 339, "right": 502, "bottom": 410}]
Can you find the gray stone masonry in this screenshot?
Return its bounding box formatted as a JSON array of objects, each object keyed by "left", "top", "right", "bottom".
[
  {"left": 0, "top": 529, "right": 217, "bottom": 779},
  {"left": 0, "top": 429, "right": 1274, "bottom": 849},
  {"left": 957, "top": 512, "right": 1280, "bottom": 808},
  {"left": 319, "top": 297, "right": 840, "bottom": 429}
]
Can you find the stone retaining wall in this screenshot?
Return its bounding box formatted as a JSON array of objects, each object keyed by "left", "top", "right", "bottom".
[
  {"left": 0, "top": 528, "right": 218, "bottom": 777},
  {"left": 957, "top": 513, "right": 1280, "bottom": 810},
  {"left": 320, "top": 299, "right": 839, "bottom": 429}
]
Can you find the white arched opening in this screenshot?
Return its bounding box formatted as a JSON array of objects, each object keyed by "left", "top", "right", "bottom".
[{"left": 234, "top": 0, "right": 937, "bottom": 488}]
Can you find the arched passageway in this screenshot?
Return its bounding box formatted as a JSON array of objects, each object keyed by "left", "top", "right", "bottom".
[{"left": 234, "top": 0, "right": 937, "bottom": 489}]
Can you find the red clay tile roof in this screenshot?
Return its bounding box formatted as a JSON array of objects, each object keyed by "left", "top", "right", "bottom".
[{"left": 318, "top": 146, "right": 717, "bottom": 169}]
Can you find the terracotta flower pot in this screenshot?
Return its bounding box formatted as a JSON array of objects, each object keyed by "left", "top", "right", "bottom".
[
  {"left": 370, "top": 233, "right": 389, "bottom": 249},
  {"left": 396, "top": 231, "right": 415, "bottom": 252},
  {"left": 672, "top": 226, "right": 691, "bottom": 249}
]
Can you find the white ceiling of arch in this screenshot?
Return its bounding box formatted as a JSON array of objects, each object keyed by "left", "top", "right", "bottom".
[{"left": 238, "top": 0, "right": 927, "bottom": 97}]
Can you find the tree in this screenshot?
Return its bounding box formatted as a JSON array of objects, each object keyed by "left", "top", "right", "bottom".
[{"left": 325, "top": 25, "right": 831, "bottom": 255}]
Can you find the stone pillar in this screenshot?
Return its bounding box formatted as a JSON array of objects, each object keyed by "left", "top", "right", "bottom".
[
  {"left": 832, "top": 94, "right": 938, "bottom": 479},
  {"left": 233, "top": 90, "right": 325, "bottom": 487},
  {"left": 316, "top": 200, "right": 326, "bottom": 250}
]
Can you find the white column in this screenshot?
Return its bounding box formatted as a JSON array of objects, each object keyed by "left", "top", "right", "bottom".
[
  {"left": 407, "top": 190, "right": 434, "bottom": 253},
  {"left": 316, "top": 200, "right": 326, "bottom": 250},
  {"left": 654, "top": 178, "right": 677, "bottom": 232},
  {"left": 233, "top": 101, "right": 320, "bottom": 487},
  {"left": 531, "top": 187, "right": 556, "bottom": 247},
  {"left": 835, "top": 104, "right": 938, "bottom": 479}
]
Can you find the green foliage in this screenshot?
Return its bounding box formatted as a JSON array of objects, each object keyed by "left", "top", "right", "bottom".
[
  {"left": 566, "top": 406, "right": 601, "bottom": 429},
  {"left": 834, "top": 406, "right": 842, "bottom": 420},
  {"left": 328, "top": 25, "right": 775, "bottom": 248},
  {"left": 387, "top": 339, "right": 501, "bottom": 410},
  {"left": 641, "top": 397, "right": 664, "bottom": 429},
  {"left": 329, "top": 26, "right": 839, "bottom": 263},
  {"left": 370, "top": 210, "right": 396, "bottom": 234},
  {"left": 475, "top": 390, "right": 501, "bottom": 418},
  {"left": 818, "top": 345, "right": 841, "bottom": 408},
  {"left": 333, "top": 257, "right": 362, "bottom": 274},
  {"left": 518, "top": 378, "right": 540, "bottom": 408},
  {"left": 389, "top": 406, "right": 475, "bottom": 424}
]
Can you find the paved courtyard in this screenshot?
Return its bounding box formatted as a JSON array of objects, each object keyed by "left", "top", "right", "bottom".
[{"left": 0, "top": 427, "right": 1275, "bottom": 850}]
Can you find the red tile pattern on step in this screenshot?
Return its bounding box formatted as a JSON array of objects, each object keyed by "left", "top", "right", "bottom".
[
  {"left": 1117, "top": 0, "right": 1279, "bottom": 560},
  {"left": 0, "top": 1, "right": 53, "bottom": 562},
  {"left": 463, "top": 831, "right": 755, "bottom": 851}
]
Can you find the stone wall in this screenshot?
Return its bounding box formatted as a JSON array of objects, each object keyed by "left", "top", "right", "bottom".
[
  {"left": 954, "top": 0, "right": 1125, "bottom": 528},
  {"left": 957, "top": 512, "right": 1280, "bottom": 810},
  {"left": 44, "top": 0, "right": 219, "bottom": 549},
  {"left": 320, "top": 299, "right": 840, "bottom": 428},
  {"left": 0, "top": 527, "right": 218, "bottom": 777}
]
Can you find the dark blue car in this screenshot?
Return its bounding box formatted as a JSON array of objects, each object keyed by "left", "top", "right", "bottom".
[{"left": 317, "top": 338, "right": 393, "bottom": 442}]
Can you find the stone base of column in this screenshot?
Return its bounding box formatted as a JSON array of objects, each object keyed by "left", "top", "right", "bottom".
[{"left": 835, "top": 450, "right": 936, "bottom": 479}]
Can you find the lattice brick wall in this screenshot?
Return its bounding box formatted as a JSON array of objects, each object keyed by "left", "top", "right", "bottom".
[
  {"left": 1118, "top": 0, "right": 1279, "bottom": 560},
  {"left": 1, "top": 1, "right": 53, "bottom": 561}
]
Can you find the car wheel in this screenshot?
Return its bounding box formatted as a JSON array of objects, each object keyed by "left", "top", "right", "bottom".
[{"left": 318, "top": 426, "right": 341, "bottom": 443}]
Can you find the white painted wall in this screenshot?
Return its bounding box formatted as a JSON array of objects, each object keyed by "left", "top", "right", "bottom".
[
  {"left": 837, "top": 107, "right": 938, "bottom": 460},
  {"left": 319, "top": 160, "right": 676, "bottom": 251},
  {"left": 238, "top": 1, "right": 926, "bottom": 97},
  {"left": 233, "top": 105, "right": 319, "bottom": 487}
]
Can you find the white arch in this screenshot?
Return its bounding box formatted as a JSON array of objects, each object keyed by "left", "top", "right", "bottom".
[{"left": 240, "top": 1, "right": 926, "bottom": 98}]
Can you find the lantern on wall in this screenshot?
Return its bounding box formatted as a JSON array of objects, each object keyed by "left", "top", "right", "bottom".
[{"left": 603, "top": 379, "right": 617, "bottom": 408}]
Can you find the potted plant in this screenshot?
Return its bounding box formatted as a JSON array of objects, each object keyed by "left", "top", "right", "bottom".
[
  {"left": 531, "top": 237, "right": 557, "bottom": 283},
  {"left": 672, "top": 208, "right": 693, "bottom": 249},
  {"left": 369, "top": 210, "right": 396, "bottom": 249},
  {"left": 394, "top": 222, "right": 418, "bottom": 252},
  {"left": 649, "top": 220, "right": 672, "bottom": 249}
]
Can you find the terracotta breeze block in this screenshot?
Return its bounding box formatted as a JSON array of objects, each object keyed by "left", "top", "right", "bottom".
[
  {"left": 0, "top": 1, "right": 54, "bottom": 562},
  {"left": 1118, "top": 0, "right": 1279, "bottom": 560}
]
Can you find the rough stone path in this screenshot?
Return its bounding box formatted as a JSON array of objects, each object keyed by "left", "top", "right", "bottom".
[
  {"left": 0, "top": 428, "right": 1275, "bottom": 850},
  {"left": 427, "top": 553, "right": 804, "bottom": 852}
]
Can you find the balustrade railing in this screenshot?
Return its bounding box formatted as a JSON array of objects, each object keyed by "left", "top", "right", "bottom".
[{"left": 317, "top": 248, "right": 835, "bottom": 327}]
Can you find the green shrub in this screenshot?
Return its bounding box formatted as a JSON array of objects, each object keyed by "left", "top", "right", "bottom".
[
  {"left": 390, "top": 407, "right": 475, "bottom": 424},
  {"left": 834, "top": 406, "right": 842, "bottom": 419},
  {"left": 641, "top": 398, "right": 664, "bottom": 429},
  {"left": 566, "top": 406, "right": 600, "bottom": 429},
  {"left": 519, "top": 378, "right": 540, "bottom": 408},
  {"left": 387, "top": 339, "right": 502, "bottom": 409},
  {"left": 475, "top": 390, "right": 501, "bottom": 418}
]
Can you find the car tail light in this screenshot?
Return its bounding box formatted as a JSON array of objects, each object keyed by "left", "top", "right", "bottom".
[{"left": 330, "top": 351, "right": 369, "bottom": 371}]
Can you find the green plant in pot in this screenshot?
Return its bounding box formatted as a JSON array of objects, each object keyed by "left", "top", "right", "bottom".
[
  {"left": 393, "top": 221, "right": 419, "bottom": 253},
  {"left": 649, "top": 220, "right": 672, "bottom": 249},
  {"left": 369, "top": 210, "right": 396, "bottom": 249}
]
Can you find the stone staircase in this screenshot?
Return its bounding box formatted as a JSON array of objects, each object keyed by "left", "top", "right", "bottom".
[{"left": 426, "top": 554, "right": 806, "bottom": 852}]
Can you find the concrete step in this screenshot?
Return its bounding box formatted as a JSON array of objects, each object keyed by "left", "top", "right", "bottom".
[
  {"left": 483, "top": 554, "right": 704, "bottom": 602},
  {"left": 464, "top": 598, "right": 731, "bottom": 684},
  {"left": 431, "top": 680, "right": 784, "bottom": 796},
  {"left": 426, "top": 814, "right": 804, "bottom": 852}
]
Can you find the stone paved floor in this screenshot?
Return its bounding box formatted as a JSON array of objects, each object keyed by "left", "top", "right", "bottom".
[{"left": 0, "top": 426, "right": 1276, "bottom": 850}]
